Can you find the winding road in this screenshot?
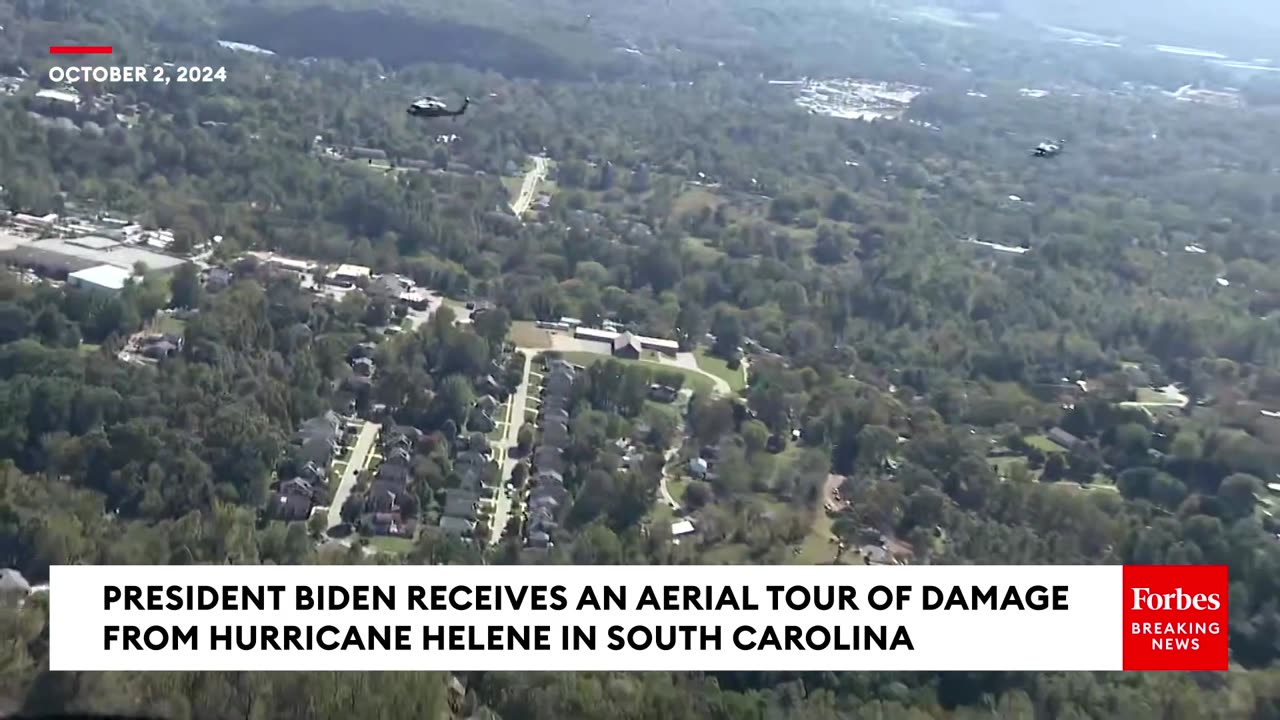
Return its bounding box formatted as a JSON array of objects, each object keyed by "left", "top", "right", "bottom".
[{"left": 510, "top": 156, "right": 549, "bottom": 218}]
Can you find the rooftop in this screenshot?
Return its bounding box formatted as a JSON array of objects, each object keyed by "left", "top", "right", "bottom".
[
  {"left": 69, "top": 264, "right": 134, "bottom": 290},
  {"left": 0, "top": 230, "right": 186, "bottom": 272},
  {"left": 333, "top": 263, "right": 371, "bottom": 279},
  {"left": 35, "top": 88, "right": 80, "bottom": 104}
]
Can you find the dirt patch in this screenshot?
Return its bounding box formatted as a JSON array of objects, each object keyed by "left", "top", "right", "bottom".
[{"left": 823, "top": 473, "right": 849, "bottom": 514}]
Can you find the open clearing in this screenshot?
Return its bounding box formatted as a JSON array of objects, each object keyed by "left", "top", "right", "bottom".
[
  {"left": 1024, "top": 434, "right": 1068, "bottom": 453},
  {"left": 557, "top": 351, "right": 717, "bottom": 395},
  {"left": 509, "top": 321, "right": 553, "bottom": 348},
  {"left": 694, "top": 349, "right": 746, "bottom": 392}
]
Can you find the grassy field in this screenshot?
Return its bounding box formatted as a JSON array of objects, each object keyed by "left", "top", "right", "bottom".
[
  {"left": 368, "top": 535, "right": 415, "bottom": 554},
  {"left": 702, "top": 543, "right": 752, "bottom": 564},
  {"left": 793, "top": 509, "right": 840, "bottom": 564},
  {"left": 694, "top": 349, "right": 746, "bottom": 392},
  {"left": 558, "top": 351, "right": 716, "bottom": 395},
  {"left": 154, "top": 315, "right": 186, "bottom": 336},
  {"left": 509, "top": 321, "right": 552, "bottom": 348},
  {"left": 1024, "top": 434, "right": 1068, "bottom": 453},
  {"left": 671, "top": 185, "right": 724, "bottom": 218}
]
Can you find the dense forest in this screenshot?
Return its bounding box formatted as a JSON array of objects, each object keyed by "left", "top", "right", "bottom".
[{"left": 3, "top": 0, "right": 1280, "bottom": 717}]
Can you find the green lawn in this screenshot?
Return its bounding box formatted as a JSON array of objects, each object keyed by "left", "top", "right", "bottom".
[
  {"left": 558, "top": 351, "right": 716, "bottom": 395},
  {"left": 368, "top": 535, "right": 415, "bottom": 554},
  {"left": 648, "top": 501, "right": 676, "bottom": 528},
  {"left": 79, "top": 343, "right": 101, "bottom": 355},
  {"left": 154, "top": 315, "right": 186, "bottom": 336},
  {"left": 794, "top": 511, "right": 840, "bottom": 565},
  {"left": 702, "top": 543, "right": 752, "bottom": 564},
  {"left": 667, "top": 477, "right": 689, "bottom": 504},
  {"left": 694, "top": 349, "right": 747, "bottom": 392},
  {"left": 1024, "top": 434, "right": 1068, "bottom": 453}
]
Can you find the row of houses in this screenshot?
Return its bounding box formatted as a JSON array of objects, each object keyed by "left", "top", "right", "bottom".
[
  {"left": 437, "top": 349, "right": 526, "bottom": 538},
  {"left": 440, "top": 434, "right": 499, "bottom": 538},
  {"left": 270, "top": 410, "right": 352, "bottom": 520},
  {"left": 525, "top": 357, "right": 576, "bottom": 548},
  {"left": 359, "top": 425, "right": 424, "bottom": 537}
]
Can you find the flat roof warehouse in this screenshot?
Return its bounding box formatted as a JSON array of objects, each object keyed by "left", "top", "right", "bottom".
[{"left": 0, "top": 229, "right": 186, "bottom": 275}]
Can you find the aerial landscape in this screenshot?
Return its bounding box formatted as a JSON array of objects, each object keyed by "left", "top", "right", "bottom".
[{"left": 1, "top": 0, "right": 1280, "bottom": 716}]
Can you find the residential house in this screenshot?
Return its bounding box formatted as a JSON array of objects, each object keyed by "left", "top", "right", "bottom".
[
  {"left": 542, "top": 422, "right": 570, "bottom": 447},
  {"left": 454, "top": 432, "right": 490, "bottom": 454},
  {"left": 277, "top": 477, "right": 316, "bottom": 498},
  {"left": 457, "top": 466, "right": 487, "bottom": 495},
  {"left": 351, "top": 357, "right": 376, "bottom": 377},
  {"left": 541, "top": 406, "right": 570, "bottom": 426},
  {"left": 476, "top": 394, "right": 500, "bottom": 414},
  {"left": 527, "top": 490, "right": 563, "bottom": 513},
  {"left": 383, "top": 425, "right": 422, "bottom": 450},
  {"left": 298, "top": 461, "right": 325, "bottom": 484},
  {"left": 271, "top": 492, "right": 312, "bottom": 521},
  {"left": 545, "top": 358, "right": 577, "bottom": 376},
  {"left": 476, "top": 374, "right": 505, "bottom": 398},
  {"left": 443, "top": 490, "right": 481, "bottom": 520},
  {"left": 533, "top": 445, "right": 564, "bottom": 469},
  {"left": 544, "top": 371, "right": 574, "bottom": 397},
  {"left": 384, "top": 447, "right": 413, "bottom": 468},
  {"left": 369, "top": 512, "right": 409, "bottom": 537},
  {"left": 534, "top": 469, "right": 565, "bottom": 486},
  {"left": 540, "top": 397, "right": 569, "bottom": 417},
  {"left": 375, "top": 462, "right": 411, "bottom": 487},
  {"left": 469, "top": 411, "right": 496, "bottom": 433},
  {"left": 295, "top": 411, "right": 342, "bottom": 466},
  {"left": 367, "top": 487, "right": 399, "bottom": 513},
  {"left": 203, "top": 267, "right": 234, "bottom": 291},
  {"left": 456, "top": 450, "right": 489, "bottom": 469},
  {"left": 349, "top": 342, "right": 378, "bottom": 360},
  {"left": 526, "top": 506, "right": 558, "bottom": 541}
]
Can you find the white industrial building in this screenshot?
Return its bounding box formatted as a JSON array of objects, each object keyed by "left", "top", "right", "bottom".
[
  {"left": 34, "top": 87, "right": 80, "bottom": 106},
  {"left": 572, "top": 325, "right": 679, "bottom": 355},
  {"left": 0, "top": 230, "right": 186, "bottom": 276},
  {"left": 68, "top": 264, "right": 134, "bottom": 292},
  {"left": 330, "top": 263, "right": 371, "bottom": 287}
]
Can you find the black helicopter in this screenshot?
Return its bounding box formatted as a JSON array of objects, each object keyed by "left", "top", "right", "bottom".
[
  {"left": 1031, "top": 139, "right": 1065, "bottom": 158},
  {"left": 407, "top": 95, "right": 469, "bottom": 120}
]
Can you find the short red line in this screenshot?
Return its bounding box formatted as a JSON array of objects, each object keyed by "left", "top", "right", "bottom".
[{"left": 50, "top": 46, "right": 113, "bottom": 55}]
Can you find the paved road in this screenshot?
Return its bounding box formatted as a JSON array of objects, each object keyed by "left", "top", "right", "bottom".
[
  {"left": 490, "top": 350, "right": 534, "bottom": 543},
  {"left": 510, "top": 156, "right": 549, "bottom": 217},
  {"left": 326, "top": 420, "right": 381, "bottom": 531}
]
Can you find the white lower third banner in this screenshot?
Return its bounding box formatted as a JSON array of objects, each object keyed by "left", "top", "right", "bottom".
[{"left": 47, "top": 564, "right": 1228, "bottom": 672}]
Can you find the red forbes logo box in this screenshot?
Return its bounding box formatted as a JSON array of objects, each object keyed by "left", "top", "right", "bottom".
[{"left": 1123, "top": 565, "right": 1228, "bottom": 671}]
